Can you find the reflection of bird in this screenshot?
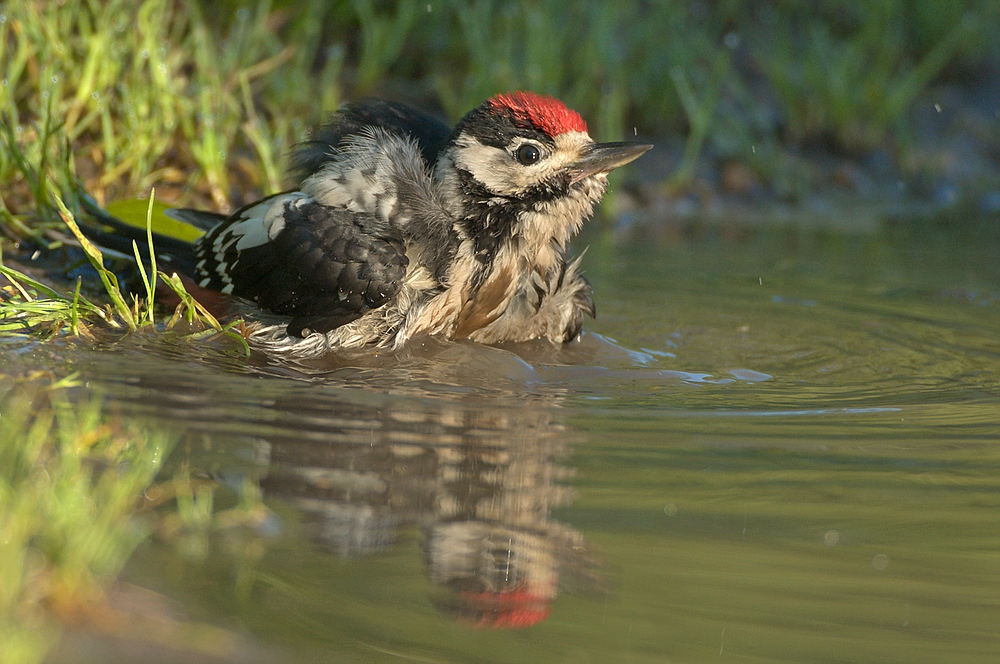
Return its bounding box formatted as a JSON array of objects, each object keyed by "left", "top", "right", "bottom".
[
  {"left": 251, "top": 395, "right": 602, "bottom": 628},
  {"left": 426, "top": 522, "right": 559, "bottom": 628},
  {"left": 86, "top": 92, "right": 650, "bottom": 356}
]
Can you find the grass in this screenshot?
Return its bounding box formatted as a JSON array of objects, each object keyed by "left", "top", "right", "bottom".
[
  {"left": 0, "top": 374, "right": 276, "bottom": 664},
  {"left": 755, "top": 1, "right": 986, "bottom": 153},
  {"left": 0, "top": 82, "right": 247, "bottom": 347},
  {"left": 1, "top": 253, "right": 104, "bottom": 339},
  {"left": 0, "top": 87, "right": 253, "bottom": 657},
  {"left": 0, "top": 190, "right": 249, "bottom": 351},
  {"left": 3, "top": 1, "right": 997, "bottom": 218},
  {"left": 0, "top": 378, "right": 174, "bottom": 664}
]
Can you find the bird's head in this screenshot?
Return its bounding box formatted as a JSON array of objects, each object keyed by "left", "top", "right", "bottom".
[{"left": 436, "top": 92, "right": 651, "bottom": 252}]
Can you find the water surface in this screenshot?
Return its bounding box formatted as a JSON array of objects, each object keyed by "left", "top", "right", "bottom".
[{"left": 38, "top": 218, "right": 1000, "bottom": 663}]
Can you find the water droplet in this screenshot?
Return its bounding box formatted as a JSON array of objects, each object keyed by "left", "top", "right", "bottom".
[
  {"left": 872, "top": 554, "right": 889, "bottom": 571},
  {"left": 0, "top": 13, "right": 7, "bottom": 23},
  {"left": 724, "top": 31, "right": 740, "bottom": 49},
  {"left": 663, "top": 503, "right": 677, "bottom": 516},
  {"left": 91, "top": 91, "right": 99, "bottom": 99},
  {"left": 823, "top": 530, "right": 839, "bottom": 546}
]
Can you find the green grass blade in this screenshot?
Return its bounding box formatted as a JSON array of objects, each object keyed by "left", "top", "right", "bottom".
[
  {"left": 54, "top": 194, "right": 135, "bottom": 330},
  {"left": 145, "top": 191, "right": 158, "bottom": 323},
  {"left": 131, "top": 190, "right": 158, "bottom": 327}
]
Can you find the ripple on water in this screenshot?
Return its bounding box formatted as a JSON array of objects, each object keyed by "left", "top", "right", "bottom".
[{"left": 6, "top": 223, "right": 1000, "bottom": 662}]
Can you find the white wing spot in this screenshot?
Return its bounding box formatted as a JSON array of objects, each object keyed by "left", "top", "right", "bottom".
[{"left": 212, "top": 193, "right": 311, "bottom": 251}]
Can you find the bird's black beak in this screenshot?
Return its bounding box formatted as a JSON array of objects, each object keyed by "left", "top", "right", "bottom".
[{"left": 570, "top": 142, "right": 653, "bottom": 183}]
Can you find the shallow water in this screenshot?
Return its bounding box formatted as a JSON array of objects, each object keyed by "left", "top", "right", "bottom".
[{"left": 31, "top": 218, "right": 1000, "bottom": 662}]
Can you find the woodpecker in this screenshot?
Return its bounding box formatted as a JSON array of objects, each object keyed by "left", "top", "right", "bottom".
[{"left": 90, "top": 92, "right": 651, "bottom": 357}]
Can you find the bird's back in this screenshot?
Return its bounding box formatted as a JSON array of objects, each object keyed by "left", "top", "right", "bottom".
[{"left": 292, "top": 99, "right": 452, "bottom": 179}]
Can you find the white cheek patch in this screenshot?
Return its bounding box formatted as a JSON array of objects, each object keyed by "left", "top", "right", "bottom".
[
  {"left": 451, "top": 137, "right": 513, "bottom": 194},
  {"left": 453, "top": 135, "right": 547, "bottom": 196},
  {"left": 452, "top": 130, "right": 594, "bottom": 196}
]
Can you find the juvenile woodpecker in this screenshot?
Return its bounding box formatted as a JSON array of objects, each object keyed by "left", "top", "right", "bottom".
[{"left": 96, "top": 92, "right": 651, "bottom": 357}]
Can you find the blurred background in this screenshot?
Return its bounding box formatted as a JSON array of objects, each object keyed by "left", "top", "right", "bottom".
[
  {"left": 3, "top": 4, "right": 1000, "bottom": 663},
  {"left": 3, "top": 0, "right": 999, "bottom": 225}
]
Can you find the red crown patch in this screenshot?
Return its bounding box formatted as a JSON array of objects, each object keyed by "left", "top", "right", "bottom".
[{"left": 488, "top": 91, "right": 588, "bottom": 136}]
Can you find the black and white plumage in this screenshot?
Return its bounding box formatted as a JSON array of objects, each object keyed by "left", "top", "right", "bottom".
[
  {"left": 94, "top": 93, "right": 651, "bottom": 357},
  {"left": 192, "top": 195, "right": 408, "bottom": 338}
]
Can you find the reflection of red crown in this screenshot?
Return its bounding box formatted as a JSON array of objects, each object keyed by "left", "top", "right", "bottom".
[{"left": 460, "top": 588, "right": 552, "bottom": 628}]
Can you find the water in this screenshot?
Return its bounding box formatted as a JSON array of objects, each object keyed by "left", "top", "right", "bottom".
[{"left": 36, "top": 218, "right": 1000, "bottom": 662}]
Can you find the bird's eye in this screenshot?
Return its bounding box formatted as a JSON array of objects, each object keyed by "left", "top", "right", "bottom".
[{"left": 515, "top": 143, "right": 541, "bottom": 165}]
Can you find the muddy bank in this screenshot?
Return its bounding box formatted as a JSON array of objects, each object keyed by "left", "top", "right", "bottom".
[{"left": 616, "top": 66, "right": 1000, "bottom": 235}]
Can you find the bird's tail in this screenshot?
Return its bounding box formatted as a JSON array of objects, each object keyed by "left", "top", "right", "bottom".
[
  {"left": 75, "top": 193, "right": 245, "bottom": 320},
  {"left": 78, "top": 193, "right": 199, "bottom": 278}
]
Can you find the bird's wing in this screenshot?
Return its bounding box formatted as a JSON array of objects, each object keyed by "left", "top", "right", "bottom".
[{"left": 193, "top": 193, "right": 408, "bottom": 337}]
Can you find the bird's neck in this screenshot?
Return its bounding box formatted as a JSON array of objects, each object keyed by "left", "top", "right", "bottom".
[{"left": 434, "top": 157, "right": 605, "bottom": 279}]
